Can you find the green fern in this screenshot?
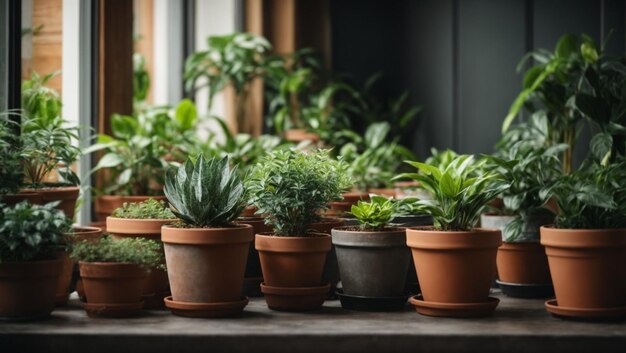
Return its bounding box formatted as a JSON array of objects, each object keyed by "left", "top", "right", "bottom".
[{"left": 164, "top": 155, "right": 244, "bottom": 227}]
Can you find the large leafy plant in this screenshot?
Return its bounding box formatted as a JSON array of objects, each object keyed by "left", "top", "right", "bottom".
[
  {"left": 350, "top": 195, "right": 397, "bottom": 231},
  {"left": 164, "top": 155, "right": 244, "bottom": 227},
  {"left": 72, "top": 236, "right": 164, "bottom": 270},
  {"left": 0, "top": 202, "right": 71, "bottom": 263},
  {"left": 111, "top": 199, "right": 175, "bottom": 220},
  {"left": 247, "top": 149, "right": 351, "bottom": 236},
  {"left": 395, "top": 155, "right": 509, "bottom": 231}
]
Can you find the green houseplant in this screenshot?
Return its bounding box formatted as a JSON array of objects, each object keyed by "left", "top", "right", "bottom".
[
  {"left": 161, "top": 155, "right": 253, "bottom": 318},
  {"left": 0, "top": 116, "right": 24, "bottom": 197},
  {"left": 395, "top": 155, "right": 509, "bottom": 317},
  {"left": 332, "top": 196, "right": 411, "bottom": 311},
  {"left": 247, "top": 149, "right": 351, "bottom": 311},
  {"left": 72, "top": 236, "right": 163, "bottom": 318},
  {"left": 106, "top": 199, "right": 175, "bottom": 308},
  {"left": 0, "top": 202, "right": 71, "bottom": 320},
  {"left": 540, "top": 160, "right": 626, "bottom": 320}
]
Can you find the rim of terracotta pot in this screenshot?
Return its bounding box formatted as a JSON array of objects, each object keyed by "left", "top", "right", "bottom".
[
  {"left": 98, "top": 195, "right": 166, "bottom": 201},
  {"left": 106, "top": 217, "right": 175, "bottom": 236},
  {"left": 68, "top": 226, "right": 102, "bottom": 236},
  {"left": 499, "top": 242, "right": 545, "bottom": 250},
  {"left": 406, "top": 227, "right": 502, "bottom": 250},
  {"left": 261, "top": 282, "right": 330, "bottom": 295},
  {"left": 22, "top": 186, "right": 79, "bottom": 199},
  {"left": 161, "top": 224, "right": 254, "bottom": 245},
  {"left": 79, "top": 262, "right": 148, "bottom": 279},
  {"left": 255, "top": 233, "right": 331, "bottom": 253},
  {"left": 0, "top": 258, "right": 62, "bottom": 277},
  {"left": 332, "top": 226, "right": 407, "bottom": 248},
  {"left": 540, "top": 225, "right": 626, "bottom": 248}
]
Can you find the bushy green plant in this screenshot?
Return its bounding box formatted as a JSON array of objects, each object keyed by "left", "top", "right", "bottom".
[
  {"left": 21, "top": 71, "right": 63, "bottom": 130},
  {"left": 111, "top": 199, "right": 175, "bottom": 220},
  {"left": 350, "top": 195, "right": 396, "bottom": 231},
  {"left": 164, "top": 155, "right": 244, "bottom": 227},
  {"left": 71, "top": 236, "right": 164, "bottom": 269},
  {"left": 0, "top": 202, "right": 71, "bottom": 262},
  {"left": 425, "top": 148, "right": 459, "bottom": 170},
  {"left": 0, "top": 115, "right": 23, "bottom": 194},
  {"left": 395, "top": 155, "right": 509, "bottom": 231},
  {"left": 247, "top": 149, "right": 351, "bottom": 236}
]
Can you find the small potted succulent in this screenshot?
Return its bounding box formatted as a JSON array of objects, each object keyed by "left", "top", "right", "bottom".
[
  {"left": 0, "top": 202, "right": 71, "bottom": 320},
  {"left": 106, "top": 199, "right": 176, "bottom": 308},
  {"left": 162, "top": 155, "right": 253, "bottom": 318},
  {"left": 72, "top": 236, "right": 163, "bottom": 318},
  {"left": 247, "top": 149, "right": 351, "bottom": 311},
  {"left": 540, "top": 161, "right": 626, "bottom": 320},
  {"left": 395, "top": 155, "right": 509, "bottom": 317},
  {"left": 482, "top": 144, "right": 564, "bottom": 298},
  {"left": 332, "top": 195, "right": 410, "bottom": 311}
]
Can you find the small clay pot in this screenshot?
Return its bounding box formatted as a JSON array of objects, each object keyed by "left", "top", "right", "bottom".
[
  {"left": 0, "top": 259, "right": 62, "bottom": 320},
  {"left": 284, "top": 128, "right": 320, "bottom": 142},
  {"left": 256, "top": 233, "right": 331, "bottom": 288},
  {"left": 95, "top": 195, "right": 166, "bottom": 223},
  {"left": 332, "top": 227, "right": 409, "bottom": 298},
  {"left": 0, "top": 191, "right": 43, "bottom": 206},
  {"left": 341, "top": 192, "right": 370, "bottom": 204},
  {"left": 239, "top": 205, "right": 259, "bottom": 218},
  {"left": 497, "top": 242, "right": 551, "bottom": 284},
  {"left": 406, "top": 227, "right": 501, "bottom": 304},
  {"left": 23, "top": 186, "right": 80, "bottom": 219},
  {"left": 541, "top": 226, "right": 626, "bottom": 310},
  {"left": 162, "top": 225, "right": 253, "bottom": 305},
  {"left": 79, "top": 262, "right": 147, "bottom": 318},
  {"left": 235, "top": 217, "right": 272, "bottom": 297},
  {"left": 107, "top": 217, "right": 174, "bottom": 308},
  {"left": 66, "top": 227, "right": 104, "bottom": 302}
]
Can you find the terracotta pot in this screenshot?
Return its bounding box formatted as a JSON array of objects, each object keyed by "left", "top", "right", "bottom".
[
  {"left": 65, "top": 227, "right": 104, "bottom": 302},
  {"left": 368, "top": 188, "right": 397, "bottom": 197},
  {"left": 284, "top": 128, "right": 320, "bottom": 142},
  {"left": 341, "top": 192, "right": 370, "bottom": 204},
  {"left": 261, "top": 283, "right": 330, "bottom": 311},
  {"left": 54, "top": 251, "right": 74, "bottom": 306},
  {"left": 107, "top": 217, "right": 173, "bottom": 308},
  {"left": 94, "top": 195, "right": 166, "bottom": 222},
  {"left": 540, "top": 226, "right": 626, "bottom": 309},
  {"left": 23, "top": 186, "right": 80, "bottom": 219},
  {"left": 79, "top": 262, "right": 147, "bottom": 304},
  {"left": 256, "top": 233, "right": 331, "bottom": 287},
  {"left": 0, "top": 191, "right": 43, "bottom": 206},
  {"left": 240, "top": 205, "right": 259, "bottom": 218},
  {"left": 406, "top": 227, "right": 501, "bottom": 303},
  {"left": 0, "top": 259, "right": 62, "bottom": 320},
  {"left": 497, "top": 242, "right": 551, "bottom": 284},
  {"left": 162, "top": 225, "right": 253, "bottom": 303}
]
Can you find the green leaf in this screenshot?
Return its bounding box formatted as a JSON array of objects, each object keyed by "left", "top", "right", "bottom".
[{"left": 175, "top": 99, "right": 197, "bottom": 130}]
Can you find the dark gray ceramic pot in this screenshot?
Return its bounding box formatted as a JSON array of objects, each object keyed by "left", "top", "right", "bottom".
[{"left": 332, "top": 227, "right": 409, "bottom": 297}]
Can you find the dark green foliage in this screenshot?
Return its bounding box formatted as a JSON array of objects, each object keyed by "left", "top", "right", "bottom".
[
  {"left": 395, "top": 155, "right": 509, "bottom": 231},
  {"left": 350, "top": 195, "right": 396, "bottom": 231},
  {"left": 0, "top": 115, "right": 23, "bottom": 194},
  {"left": 71, "top": 236, "right": 164, "bottom": 270},
  {"left": 164, "top": 155, "right": 244, "bottom": 227},
  {"left": 0, "top": 202, "right": 71, "bottom": 263},
  {"left": 111, "top": 199, "right": 175, "bottom": 220},
  {"left": 247, "top": 149, "right": 351, "bottom": 236}
]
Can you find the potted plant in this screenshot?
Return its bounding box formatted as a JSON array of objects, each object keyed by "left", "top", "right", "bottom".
[
  {"left": 481, "top": 144, "right": 564, "bottom": 298},
  {"left": 395, "top": 155, "right": 509, "bottom": 317},
  {"left": 162, "top": 155, "right": 253, "bottom": 318},
  {"left": 540, "top": 160, "right": 626, "bottom": 320},
  {"left": 0, "top": 202, "right": 71, "bottom": 320},
  {"left": 64, "top": 226, "right": 104, "bottom": 302},
  {"left": 247, "top": 149, "right": 351, "bottom": 311},
  {"left": 106, "top": 199, "right": 176, "bottom": 308},
  {"left": 71, "top": 236, "right": 163, "bottom": 318},
  {"left": 332, "top": 195, "right": 410, "bottom": 311}
]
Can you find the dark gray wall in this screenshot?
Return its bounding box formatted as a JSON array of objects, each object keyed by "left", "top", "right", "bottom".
[{"left": 330, "top": 0, "right": 626, "bottom": 159}]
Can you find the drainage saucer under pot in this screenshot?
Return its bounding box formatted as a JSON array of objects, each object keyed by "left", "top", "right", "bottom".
[
  {"left": 261, "top": 283, "right": 329, "bottom": 311},
  {"left": 497, "top": 280, "right": 554, "bottom": 299},
  {"left": 337, "top": 290, "right": 408, "bottom": 312},
  {"left": 164, "top": 296, "right": 248, "bottom": 318},
  {"left": 545, "top": 299, "right": 626, "bottom": 321},
  {"left": 408, "top": 295, "right": 499, "bottom": 318}
]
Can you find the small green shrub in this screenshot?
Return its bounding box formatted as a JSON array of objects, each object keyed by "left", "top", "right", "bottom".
[
  {"left": 71, "top": 236, "right": 164, "bottom": 269},
  {"left": 395, "top": 155, "right": 509, "bottom": 231},
  {"left": 0, "top": 202, "right": 71, "bottom": 262},
  {"left": 350, "top": 195, "right": 396, "bottom": 231},
  {"left": 112, "top": 199, "right": 175, "bottom": 219},
  {"left": 164, "top": 155, "right": 244, "bottom": 227},
  {"left": 247, "top": 149, "right": 351, "bottom": 236}
]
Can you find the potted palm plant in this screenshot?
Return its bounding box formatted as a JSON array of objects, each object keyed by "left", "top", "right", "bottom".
[
  {"left": 106, "top": 199, "right": 176, "bottom": 308},
  {"left": 0, "top": 202, "right": 71, "bottom": 320},
  {"left": 332, "top": 195, "right": 410, "bottom": 311},
  {"left": 162, "top": 155, "right": 253, "bottom": 318},
  {"left": 72, "top": 236, "right": 163, "bottom": 318},
  {"left": 481, "top": 144, "right": 564, "bottom": 298},
  {"left": 247, "top": 149, "right": 351, "bottom": 311},
  {"left": 395, "top": 155, "right": 509, "bottom": 317},
  {"left": 540, "top": 160, "right": 626, "bottom": 320}
]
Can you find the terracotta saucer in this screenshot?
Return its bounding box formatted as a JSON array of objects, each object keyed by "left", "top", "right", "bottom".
[
  {"left": 164, "top": 296, "right": 249, "bottom": 318},
  {"left": 83, "top": 302, "right": 144, "bottom": 318},
  {"left": 408, "top": 295, "right": 499, "bottom": 318},
  {"left": 545, "top": 299, "right": 626, "bottom": 321},
  {"left": 261, "top": 283, "right": 329, "bottom": 311}
]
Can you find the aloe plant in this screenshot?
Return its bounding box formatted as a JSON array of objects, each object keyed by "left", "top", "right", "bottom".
[
  {"left": 350, "top": 195, "right": 397, "bottom": 231},
  {"left": 395, "top": 155, "right": 509, "bottom": 231},
  {"left": 164, "top": 155, "right": 244, "bottom": 227}
]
